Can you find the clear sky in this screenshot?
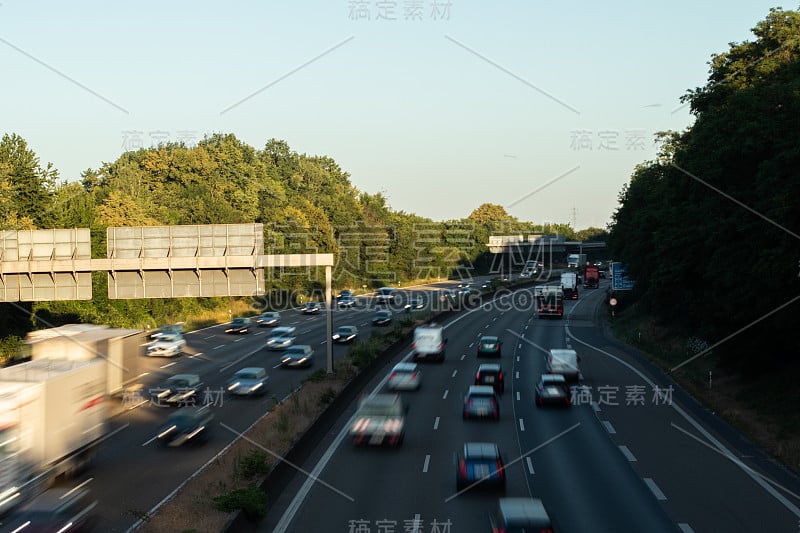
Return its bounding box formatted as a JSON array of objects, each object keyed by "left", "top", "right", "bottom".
[{"left": 0, "top": 1, "right": 790, "bottom": 229}]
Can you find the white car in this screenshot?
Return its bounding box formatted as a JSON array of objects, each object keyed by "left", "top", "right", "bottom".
[
  {"left": 387, "top": 362, "right": 421, "bottom": 391},
  {"left": 227, "top": 367, "right": 268, "bottom": 396},
  {"left": 266, "top": 327, "right": 297, "bottom": 350},
  {"left": 146, "top": 333, "right": 186, "bottom": 357}
]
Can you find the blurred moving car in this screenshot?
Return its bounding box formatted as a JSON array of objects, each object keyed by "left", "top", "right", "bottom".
[
  {"left": 0, "top": 485, "right": 98, "bottom": 532},
  {"left": 462, "top": 385, "right": 500, "bottom": 420},
  {"left": 301, "top": 302, "right": 321, "bottom": 314},
  {"left": 404, "top": 298, "right": 425, "bottom": 310},
  {"left": 455, "top": 442, "right": 506, "bottom": 491},
  {"left": 146, "top": 332, "right": 186, "bottom": 358},
  {"left": 332, "top": 326, "right": 359, "bottom": 344},
  {"left": 337, "top": 289, "right": 354, "bottom": 300},
  {"left": 338, "top": 296, "right": 357, "bottom": 309},
  {"left": 489, "top": 497, "right": 554, "bottom": 532},
  {"left": 225, "top": 317, "right": 252, "bottom": 334},
  {"left": 387, "top": 362, "right": 421, "bottom": 391},
  {"left": 372, "top": 310, "right": 392, "bottom": 326},
  {"left": 265, "top": 326, "right": 297, "bottom": 350},
  {"left": 535, "top": 373, "right": 571, "bottom": 407},
  {"left": 280, "top": 345, "right": 314, "bottom": 368},
  {"left": 476, "top": 335, "right": 502, "bottom": 358},
  {"left": 349, "top": 394, "right": 405, "bottom": 446},
  {"left": 375, "top": 287, "right": 396, "bottom": 305},
  {"left": 150, "top": 374, "right": 203, "bottom": 406},
  {"left": 546, "top": 349, "right": 580, "bottom": 381},
  {"left": 254, "top": 311, "right": 281, "bottom": 327},
  {"left": 227, "top": 367, "right": 268, "bottom": 397},
  {"left": 157, "top": 406, "right": 213, "bottom": 447},
  {"left": 149, "top": 323, "right": 185, "bottom": 341},
  {"left": 475, "top": 363, "right": 505, "bottom": 394}
]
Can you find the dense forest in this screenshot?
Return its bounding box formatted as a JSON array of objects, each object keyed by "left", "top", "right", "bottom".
[
  {"left": 0, "top": 131, "right": 602, "bottom": 350},
  {"left": 608, "top": 8, "right": 800, "bottom": 373}
]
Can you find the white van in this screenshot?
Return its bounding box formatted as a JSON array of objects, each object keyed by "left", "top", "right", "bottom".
[
  {"left": 412, "top": 323, "right": 447, "bottom": 363},
  {"left": 546, "top": 349, "right": 580, "bottom": 380}
]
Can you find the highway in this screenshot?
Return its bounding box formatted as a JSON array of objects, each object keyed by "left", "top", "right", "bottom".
[
  {"left": 78, "top": 282, "right": 461, "bottom": 532},
  {"left": 257, "top": 281, "right": 800, "bottom": 533}
]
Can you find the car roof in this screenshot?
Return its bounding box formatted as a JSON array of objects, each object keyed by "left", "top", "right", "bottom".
[
  {"left": 541, "top": 373, "right": 566, "bottom": 383},
  {"left": 392, "top": 362, "right": 418, "bottom": 372},
  {"left": 360, "top": 393, "right": 402, "bottom": 408},
  {"left": 467, "top": 385, "right": 496, "bottom": 396},
  {"left": 286, "top": 344, "right": 312, "bottom": 351},
  {"left": 261, "top": 311, "right": 279, "bottom": 316},
  {"left": 463, "top": 442, "right": 500, "bottom": 459},
  {"left": 168, "top": 373, "right": 199, "bottom": 381},
  {"left": 497, "top": 497, "right": 551, "bottom": 526},
  {"left": 550, "top": 348, "right": 577, "bottom": 357},
  {"left": 374, "top": 310, "right": 391, "bottom": 315},
  {"left": 479, "top": 335, "right": 499, "bottom": 342},
  {"left": 271, "top": 327, "right": 296, "bottom": 334},
  {"left": 236, "top": 367, "right": 266, "bottom": 375},
  {"left": 337, "top": 325, "right": 356, "bottom": 331},
  {"left": 477, "top": 363, "right": 502, "bottom": 372}
]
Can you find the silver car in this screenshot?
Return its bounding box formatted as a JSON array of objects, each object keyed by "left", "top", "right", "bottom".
[
  {"left": 387, "top": 362, "right": 421, "bottom": 391},
  {"left": 266, "top": 326, "right": 297, "bottom": 350},
  {"left": 227, "top": 367, "right": 268, "bottom": 396}
]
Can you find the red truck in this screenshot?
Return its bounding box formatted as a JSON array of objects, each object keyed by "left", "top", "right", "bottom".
[{"left": 583, "top": 264, "right": 599, "bottom": 289}]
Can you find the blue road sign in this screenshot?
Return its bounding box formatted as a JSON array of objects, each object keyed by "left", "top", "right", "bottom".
[{"left": 611, "top": 262, "right": 635, "bottom": 290}]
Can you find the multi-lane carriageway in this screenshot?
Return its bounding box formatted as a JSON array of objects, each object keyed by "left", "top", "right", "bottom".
[
  {"left": 64, "top": 279, "right": 800, "bottom": 532},
  {"left": 257, "top": 282, "right": 800, "bottom": 533}
]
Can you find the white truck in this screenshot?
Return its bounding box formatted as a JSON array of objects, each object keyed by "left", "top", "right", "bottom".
[
  {"left": 411, "top": 323, "right": 447, "bottom": 363},
  {"left": 0, "top": 359, "right": 109, "bottom": 514},
  {"left": 567, "top": 254, "right": 587, "bottom": 269},
  {"left": 560, "top": 272, "right": 579, "bottom": 300},
  {"left": 24, "top": 324, "right": 147, "bottom": 396}
]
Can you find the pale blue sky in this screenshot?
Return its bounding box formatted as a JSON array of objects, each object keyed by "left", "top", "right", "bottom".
[{"left": 0, "top": 1, "right": 790, "bottom": 228}]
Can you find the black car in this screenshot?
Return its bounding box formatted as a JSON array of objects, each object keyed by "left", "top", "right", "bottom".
[
  {"left": 462, "top": 385, "right": 500, "bottom": 420},
  {"left": 372, "top": 310, "right": 392, "bottom": 326},
  {"left": 0, "top": 486, "right": 98, "bottom": 532},
  {"left": 337, "top": 289, "right": 354, "bottom": 300},
  {"left": 225, "top": 317, "right": 252, "bottom": 334},
  {"left": 475, "top": 364, "right": 504, "bottom": 394},
  {"left": 535, "top": 373, "right": 571, "bottom": 407},
  {"left": 332, "top": 326, "right": 359, "bottom": 344},
  {"left": 157, "top": 406, "right": 214, "bottom": 447}
]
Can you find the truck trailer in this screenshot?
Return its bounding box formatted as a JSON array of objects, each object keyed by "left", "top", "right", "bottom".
[
  {"left": 535, "top": 286, "right": 564, "bottom": 319},
  {"left": 0, "top": 359, "right": 109, "bottom": 514},
  {"left": 560, "top": 272, "right": 579, "bottom": 300},
  {"left": 24, "top": 324, "right": 147, "bottom": 396},
  {"left": 583, "top": 264, "right": 600, "bottom": 288}
]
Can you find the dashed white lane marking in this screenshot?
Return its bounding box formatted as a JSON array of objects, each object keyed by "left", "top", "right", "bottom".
[
  {"left": 644, "top": 478, "right": 667, "bottom": 501},
  {"left": 442, "top": 390, "right": 449, "bottom": 400},
  {"left": 618, "top": 445, "right": 637, "bottom": 462},
  {"left": 526, "top": 457, "right": 535, "bottom": 474},
  {"left": 422, "top": 457, "right": 430, "bottom": 473}
]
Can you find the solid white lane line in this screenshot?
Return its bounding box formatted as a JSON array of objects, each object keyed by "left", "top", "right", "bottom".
[{"left": 602, "top": 421, "right": 616, "bottom": 434}]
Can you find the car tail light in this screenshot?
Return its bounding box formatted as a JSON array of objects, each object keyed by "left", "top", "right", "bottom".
[
  {"left": 438, "top": 343, "right": 443, "bottom": 350},
  {"left": 412, "top": 371, "right": 418, "bottom": 379},
  {"left": 390, "top": 372, "right": 397, "bottom": 380},
  {"left": 496, "top": 460, "right": 505, "bottom": 478},
  {"left": 478, "top": 344, "right": 483, "bottom": 350},
  {"left": 498, "top": 372, "right": 503, "bottom": 380},
  {"left": 475, "top": 372, "right": 481, "bottom": 379},
  {"left": 459, "top": 459, "right": 466, "bottom": 477}
]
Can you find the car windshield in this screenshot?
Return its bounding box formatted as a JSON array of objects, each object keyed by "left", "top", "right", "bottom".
[{"left": 237, "top": 372, "right": 261, "bottom": 380}]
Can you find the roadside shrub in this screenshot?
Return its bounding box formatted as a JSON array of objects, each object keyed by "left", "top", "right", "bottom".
[
  {"left": 212, "top": 485, "right": 266, "bottom": 521},
  {"left": 234, "top": 449, "right": 270, "bottom": 480}
]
